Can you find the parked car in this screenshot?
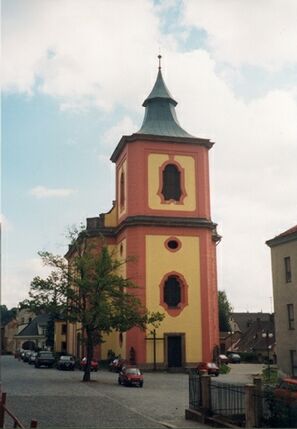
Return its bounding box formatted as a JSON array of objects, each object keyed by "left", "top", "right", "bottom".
[
  {"left": 196, "top": 362, "right": 219, "bottom": 376},
  {"left": 80, "top": 357, "right": 98, "bottom": 372},
  {"left": 28, "top": 352, "right": 38, "bottom": 365},
  {"left": 219, "top": 354, "right": 229, "bottom": 364},
  {"left": 118, "top": 367, "right": 144, "bottom": 387},
  {"left": 35, "top": 351, "right": 55, "bottom": 368},
  {"left": 109, "top": 358, "right": 128, "bottom": 373},
  {"left": 275, "top": 378, "right": 297, "bottom": 403},
  {"left": 228, "top": 353, "right": 241, "bottom": 363},
  {"left": 57, "top": 355, "right": 76, "bottom": 371},
  {"left": 23, "top": 350, "right": 34, "bottom": 362}
]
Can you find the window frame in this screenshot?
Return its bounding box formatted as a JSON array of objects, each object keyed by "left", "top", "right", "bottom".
[
  {"left": 287, "top": 303, "right": 295, "bottom": 330},
  {"left": 290, "top": 350, "right": 297, "bottom": 377},
  {"left": 159, "top": 271, "right": 188, "bottom": 317},
  {"left": 158, "top": 160, "right": 187, "bottom": 205},
  {"left": 284, "top": 256, "right": 292, "bottom": 283}
]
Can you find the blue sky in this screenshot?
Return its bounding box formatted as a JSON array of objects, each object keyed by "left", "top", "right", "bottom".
[{"left": 2, "top": 0, "right": 297, "bottom": 311}]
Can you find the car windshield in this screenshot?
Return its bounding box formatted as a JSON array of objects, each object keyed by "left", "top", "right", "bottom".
[
  {"left": 60, "top": 356, "right": 72, "bottom": 361},
  {"left": 39, "top": 353, "right": 53, "bottom": 358},
  {"left": 126, "top": 368, "right": 141, "bottom": 375},
  {"left": 207, "top": 363, "right": 217, "bottom": 368}
]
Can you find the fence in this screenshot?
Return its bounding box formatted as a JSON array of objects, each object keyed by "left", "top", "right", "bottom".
[
  {"left": 187, "top": 374, "right": 297, "bottom": 428},
  {"left": 0, "top": 392, "right": 38, "bottom": 429},
  {"left": 211, "top": 381, "right": 245, "bottom": 417}
]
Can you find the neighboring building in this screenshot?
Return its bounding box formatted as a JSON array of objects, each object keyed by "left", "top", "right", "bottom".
[
  {"left": 229, "top": 312, "right": 271, "bottom": 334},
  {"left": 3, "top": 319, "right": 18, "bottom": 353},
  {"left": 54, "top": 320, "right": 67, "bottom": 353},
  {"left": 266, "top": 225, "right": 297, "bottom": 377},
  {"left": 236, "top": 316, "right": 276, "bottom": 362},
  {"left": 14, "top": 313, "right": 50, "bottom": 351},
  {"left": 2, "top": 308, "right": 35, "bottom": 354},
  {"left": 66, "top": 60, "right": 220, "bottom": 368}
]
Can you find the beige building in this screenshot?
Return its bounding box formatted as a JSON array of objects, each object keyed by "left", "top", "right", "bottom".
[{"left": 266, "top": 225, "right": 297, "bottom": 376}]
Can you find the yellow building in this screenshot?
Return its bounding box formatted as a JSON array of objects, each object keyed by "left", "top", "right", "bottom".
[{"left": 66, "top": 60, "right": 220, "bottom": 368}]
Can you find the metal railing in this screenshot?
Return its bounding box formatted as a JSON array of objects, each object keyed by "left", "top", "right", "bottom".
[
  {"left": 211, "top": 381, "right": 245, "bottom": 417},
  {"left": 0, "top": 392, "right": 38, "bottom": 429},
  {"left": 188, "top": 372, "right": 201, "bottom": 410}
]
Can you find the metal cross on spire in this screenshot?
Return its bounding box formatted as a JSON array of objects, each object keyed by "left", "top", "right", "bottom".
[{"left": 158, "top": 54, "right": 162, "bottom": 70}]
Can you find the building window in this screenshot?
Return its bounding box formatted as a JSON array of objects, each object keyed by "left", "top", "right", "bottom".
[
  {"left": 160, "top": 272, "right": 188, "bottom": 317},
  {"left": 165, "top": 237, "right": 182, "bottom": 252},
  {"left": 61, "top": 324, "right": 67, "bottom": 335},
  {"left": 164, "top": 276, "right": 181, "bottom": 308},
  {"left": 162, "top": 164, "right": 181, "bottom": 201},
  {"left": 290, "top": 350, "right": 297, "bottom": 377},
  {"left": 61, "top": 341, "right": 67, "bottom": 352},
  {"left": 120, "top": 171, "right": 125, "bottom": 209},
  {"left": 287, "top": 304, "right": 295, "bottom": 330},
  {"left": 284, "top": 256, "right": 292, "bottom": 283}
]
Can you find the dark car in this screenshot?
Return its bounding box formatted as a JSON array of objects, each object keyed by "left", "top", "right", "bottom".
[
  {"left": 219, "top": 354, "right": 229, "bottom": 364},
  {"left": 118, "top": 367, "right": 144, "bottom": 387},
  {"left": 57, "top": 355, "right": 76, "bottom": 371},
  {"left": 35, "top": 351, "right": 55, "bottom": 368},
  {"left": 196, "top": 362, "right": 219, "bottom": 376},
  {"left": 23, "top": 350, "right": 34, "bottom": 362},
  {"left": 228, "top": 353, "right": 241, "bottom": 363},
  {"left": 80, "top": 357, "right": 98, "bottom": 372}
]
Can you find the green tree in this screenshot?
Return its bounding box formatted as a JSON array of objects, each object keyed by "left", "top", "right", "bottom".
[
  {"left": 218, "top": 291, "right": 232, "bottom": 331},
  {"left": 0, "top": 305, "right": 17, "bottom": 326},
  {"left": 23, "top": 234, "right": 164, "bottom": 381}
]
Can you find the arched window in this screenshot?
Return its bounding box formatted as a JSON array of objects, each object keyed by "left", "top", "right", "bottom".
[
  {"left": 164, "top": 276, "right": 181, "bottom": 308},
  {"left": 161, "top": 164, "right": 181, "bottom": 201},
  {"left": 120, "top": 171, "right": 125, "bottom": 208}
]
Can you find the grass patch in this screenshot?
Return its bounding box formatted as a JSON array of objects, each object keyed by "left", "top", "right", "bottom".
[
  {"left": 219, "top": 363, "right": 231, "bottom": 374},
  {"left": 262, "top": 366, "right": 278, "bottom": 385}
]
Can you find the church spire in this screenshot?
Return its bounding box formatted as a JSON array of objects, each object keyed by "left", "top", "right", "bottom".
[{"left": 137, "top": 57, "right": 193, "bottom": 138}]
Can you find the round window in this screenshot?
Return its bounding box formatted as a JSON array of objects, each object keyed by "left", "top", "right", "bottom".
[{"left": 168, "top": 240, "right": 179, "bottom": 250}]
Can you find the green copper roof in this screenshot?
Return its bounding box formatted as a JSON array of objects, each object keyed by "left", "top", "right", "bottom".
[{"left": 137, "top": 68, "right": 193, "bottom": 138}]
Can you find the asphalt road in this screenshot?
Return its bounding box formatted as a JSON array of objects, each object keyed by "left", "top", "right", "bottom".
[{"left": 1, "top": 356, "right": 209, "bottom": 429}]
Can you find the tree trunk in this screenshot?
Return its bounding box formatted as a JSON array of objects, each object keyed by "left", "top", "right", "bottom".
[{"left": 82, "top": 329, "right": 93, "bottom": 382}]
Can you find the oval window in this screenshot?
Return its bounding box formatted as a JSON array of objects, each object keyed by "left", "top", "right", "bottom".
[
  {"left": 165, "top": 237, "right": 181, "bottom": 252},
  {"left": 168, "top": 240, "right": 178, "bottom": 250}
]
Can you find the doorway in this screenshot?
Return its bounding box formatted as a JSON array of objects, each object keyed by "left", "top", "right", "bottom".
[{"left": 167, "top": 335, "right": 183, "bottom": 367}]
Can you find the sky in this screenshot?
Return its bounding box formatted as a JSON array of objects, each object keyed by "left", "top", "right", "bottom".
[{"left": 2, "top": 0, "right": 297, "bottom": 312}]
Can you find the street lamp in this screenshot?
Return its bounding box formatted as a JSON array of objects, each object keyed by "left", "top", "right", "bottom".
[{"left": 262, "top": 330, "right": 273, "bottom": 380}]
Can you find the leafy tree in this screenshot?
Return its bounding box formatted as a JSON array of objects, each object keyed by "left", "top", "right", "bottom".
[
  {"left": 218, "top": 290, "right": 232, "bottom": 331},
  {"left": 23, "top": 234, "right": 164, "bottom": 381},
  {"left": 0, "top": 305, "right": 17, "bottom": 326}
]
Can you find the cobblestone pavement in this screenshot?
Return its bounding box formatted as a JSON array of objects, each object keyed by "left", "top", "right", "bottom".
[{"left": 1, "top": 356, "right": 209, "bottom": 429}]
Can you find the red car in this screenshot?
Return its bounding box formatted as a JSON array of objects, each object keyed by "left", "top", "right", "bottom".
[
  {"left": 196, "top": 362, "right": 219, "bottom": 376},
  {"left": 275, "top": 378, "right": 297, "bottom": 404},
  {"left": 118, "top": 367, "right": 144, "bottom": 387},
  {"left": 80, "top": 357, "right": 98, "bottom": 372}
]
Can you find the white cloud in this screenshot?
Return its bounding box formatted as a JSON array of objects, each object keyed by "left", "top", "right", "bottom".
[
  {"left": 182, "top": 0, "right": 297, "bottom": 70},
  {"left": 0, "top": 214, "right": 14, "bottom": 232},
  {"left": 102, "top": 116, "right": 138, "bottom": 147},
  {"left": 2, "top": 0, "right": 169, "bottom": 111},
  {"left": 29, "top": 186, "right": 76, "bottom": 198},
  {"left": 2, "top": 257, "right": 52, "bottom": 308}
]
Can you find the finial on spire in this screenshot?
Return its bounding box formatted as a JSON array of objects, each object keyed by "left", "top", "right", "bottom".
[{"left": 158, "top": 54, "right": 162, "bottom": 70}]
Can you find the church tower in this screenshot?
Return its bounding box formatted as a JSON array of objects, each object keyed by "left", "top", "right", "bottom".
[{"left": 82, "top": 58, "right": 220, "bottom": 368}]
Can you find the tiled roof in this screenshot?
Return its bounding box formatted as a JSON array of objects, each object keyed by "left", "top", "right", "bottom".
[
  {"left": 230, "top": 312, "right": 271, "bottom": 333},
  {"left": 266, "top": 224, "right": 297, "bottom": 247},
  {"left": 16, "top": 314, "right": 49, "bottom": 337},
  {"left": 276, "top": 225, "right": 297, "bottom": 238}
]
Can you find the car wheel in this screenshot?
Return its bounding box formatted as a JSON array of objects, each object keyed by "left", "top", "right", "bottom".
[
  {"left": 139, "top": 382, "right": 143, "bottom": 388},
  {"left": 118, "top": 378, "right": 121, "bottom": 385},
  {"left": 215, "top": 373, "right": 219, "bottom": 377}
]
